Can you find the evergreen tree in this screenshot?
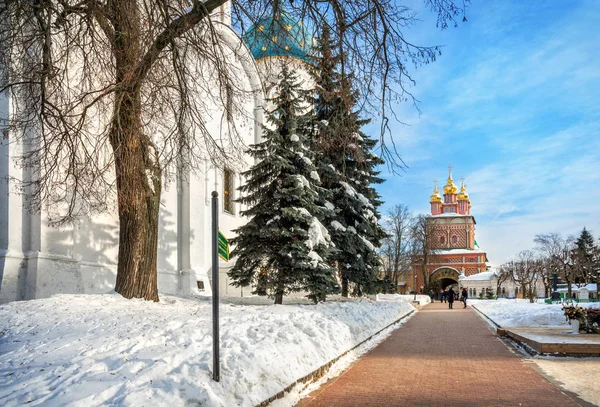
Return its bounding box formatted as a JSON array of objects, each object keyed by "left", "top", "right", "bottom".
[
  {"left": 311, "top": 28, "right": 386, "bottom": 297},
  {"left": 228, "top": 66, "right": 338, "bottom": 304},
  {"left": 575, "top": 227, "right": 596, "bottom": 256},
  {"left": 574, "top": 227, "right": 598, "bottom": 285}
]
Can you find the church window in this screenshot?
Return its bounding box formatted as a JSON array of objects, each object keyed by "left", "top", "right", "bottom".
[{"left": 223, "top": 168, "right": 234, "bottom": 214}]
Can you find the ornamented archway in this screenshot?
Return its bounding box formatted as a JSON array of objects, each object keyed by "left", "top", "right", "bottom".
[{"left": 431, "top": 267, "right": 460, "bottom": 290}]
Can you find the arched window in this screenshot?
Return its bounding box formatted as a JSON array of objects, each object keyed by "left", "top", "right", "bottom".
[{"left": 451, "top": 235, "right": 458, "bottom": 244}]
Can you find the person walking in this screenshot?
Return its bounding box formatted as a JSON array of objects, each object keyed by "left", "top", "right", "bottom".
[
  {"left": 429, "top": 290, "right": 435, "bottom": 303},
  {"left": 440, "top": 289, "right": 446, "bottom": 303},
  {"left": 447, "top": 287, "right": 455, "bottom": 309},
  {"left": 461, "top": 287, "right": 468, "bottom": 308}
]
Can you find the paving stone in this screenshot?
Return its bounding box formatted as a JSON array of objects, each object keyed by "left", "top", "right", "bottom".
[{"left": 297, "top": 302, "right": 580, "bottom": 407}]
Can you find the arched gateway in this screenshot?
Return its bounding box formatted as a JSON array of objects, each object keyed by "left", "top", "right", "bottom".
[
  {"left": 430, "top": 267, "right": 460, "bottom": 290},
  {"left": 409, "top": 166, "right": 489, "bottom": 294}
]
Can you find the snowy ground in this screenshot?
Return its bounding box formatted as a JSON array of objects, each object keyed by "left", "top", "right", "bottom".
[
  {"left": 376, "top": 294, "right": 431, "bottom": 306},
  {"left": 470, "top": 299, "right": 600, "bottom": 327},
  {"left": 532, "top": 357, "right": 600, "bottom": 406},
  {"left": 471, "top": 299, "right": 600, "bottom": 406},
  {"left": 0, "top": 293, "right": 414, "bottom": 407}
]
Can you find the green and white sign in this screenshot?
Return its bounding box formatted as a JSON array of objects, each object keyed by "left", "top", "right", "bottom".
[{"left": 218, "top": 230, "right": 229, "bottom": 262}]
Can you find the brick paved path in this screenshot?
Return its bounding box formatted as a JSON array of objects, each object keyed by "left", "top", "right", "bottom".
[{"left": 298, "top": 302, "right": 580, "bottom": 407}]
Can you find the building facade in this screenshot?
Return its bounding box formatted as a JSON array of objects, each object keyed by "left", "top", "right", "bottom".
[
  {"left": 0, "top": 4, "right": 314, "bottom": 303},
  {"left": 412, "top": 167, "right": 488, "bottom": 294}
]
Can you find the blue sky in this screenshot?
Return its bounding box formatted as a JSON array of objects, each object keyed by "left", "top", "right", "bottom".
[{"left": 374, "top": 0, "right": 600, "bottom": 265}]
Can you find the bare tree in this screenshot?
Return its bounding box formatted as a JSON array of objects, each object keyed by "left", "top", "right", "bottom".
[
  {"left": 410, "top": 214, "right": 436, "bottom": 293},
  {"left": 1, "top": 0, "right": 469, "bottom": 301},
  {"left": 495, "top": 266, "right": 511, "bottom": 298},
  {"left": 534, "top": 233, "right": 576, "bottom": 299},
  {"left": 537, "top": 255, "right": 553, "bottom": 298},
  {"left": 506, "top": 250, "right": 541, "bottom": 303},
  {"left": 380, "top": 204, "right": 413, "bottom": 290}
]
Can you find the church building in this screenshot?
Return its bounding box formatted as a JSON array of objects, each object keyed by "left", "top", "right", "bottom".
[
  {"left": 0, "top": 5, "right": 315, "bottom": 303},
  {"left": 412, "top": 167, "right": 488, "bottom": 294}
]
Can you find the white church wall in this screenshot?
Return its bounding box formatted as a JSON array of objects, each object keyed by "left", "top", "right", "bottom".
[{"left": 1, "top": 17, "right": 323, "bottom": 303}]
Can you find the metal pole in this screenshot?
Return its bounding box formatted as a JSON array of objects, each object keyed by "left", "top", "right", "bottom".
[
  {"left": 413, "top": 266, "right": 417, "bottom": 301},
  {"left": 211, "top": 191, "right": 220, "bottom": 382}
]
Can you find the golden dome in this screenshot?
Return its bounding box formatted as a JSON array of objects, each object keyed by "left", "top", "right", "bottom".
[
  {"left": 443, "top": 166, "right": 457, "bottom": 195},
  {"left": 457, "top": 182, "right": 469, "bottom": 201},
  {"left": 430, "top": 181, "right": 442, "bottom": 203}
]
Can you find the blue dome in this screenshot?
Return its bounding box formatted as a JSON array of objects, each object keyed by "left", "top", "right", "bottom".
[{"left": 243, "top": 12, "right": 314, "bottom": 64}]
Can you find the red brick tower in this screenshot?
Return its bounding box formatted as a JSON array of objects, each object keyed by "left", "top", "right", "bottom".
[{"left": 413, "top": 166, "right": 488, "bottom": 293}]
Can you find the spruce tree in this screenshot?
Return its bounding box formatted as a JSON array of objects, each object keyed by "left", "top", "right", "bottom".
[
  {"left": 575, "top": 227, "right": 595, "bottom": 256},
  {"left": 574, "top": 227, "right": 598, "bottom": 285},
  {"left": 311, "top": 28, "right": 386, "bottom": 297},
  {"left": 228, "top": 66, "right": 338, "bottom": 304}
]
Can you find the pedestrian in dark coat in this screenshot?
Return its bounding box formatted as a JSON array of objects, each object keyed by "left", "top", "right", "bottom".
[
  {"left": 440, "top": 290, "right": 446, "bottom": 303},
  {"left": 461, "top": 288, "right": 468, "bottom": 308},
  {"left": 447, "top": 287, "right": 455, "bottom": 309}
]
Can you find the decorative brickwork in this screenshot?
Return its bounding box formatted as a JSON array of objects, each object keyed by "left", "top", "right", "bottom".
[{"left": 412, "top": 167, "right": 488, "bottom": 292}]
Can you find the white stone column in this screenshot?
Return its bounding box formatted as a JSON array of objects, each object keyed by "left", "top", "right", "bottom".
[{"left": 177, "top": 153, "right": 196, "bottom": 295}]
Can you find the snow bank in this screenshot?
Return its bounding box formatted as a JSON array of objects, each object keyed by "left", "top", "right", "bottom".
[
  {"left": 377, "top": 294, "right": 432, "bottom": 306},
  {"left": 0, "top": 294, "right": 414, "bottom": 407},
  {"left": 533, "top": 358, "right": 600, "bottom": 407},
  {"left": 471, "top": 299, "right": 600, "bottom": 327}
]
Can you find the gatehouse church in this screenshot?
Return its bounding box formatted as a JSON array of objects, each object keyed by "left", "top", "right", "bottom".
[{"left": 412, "top": 167, "right": 488, "bottom": 294}]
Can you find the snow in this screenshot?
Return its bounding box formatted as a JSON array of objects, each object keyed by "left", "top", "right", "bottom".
[
  {"left": 292, "top": 207, "right": 311, "bottom": 217},
  {"left": 324, "top": 201, "right": 335, "bottom": 211},
  {"left": 360, "top": 236, "right": 375, "bottom": 251},
  {"left": 337, "top": 181, "right": 373, "bottom": 209},
  {"left": 556, "top": 283, "right": 597, "bottom": 293},
  {"left": 309, "top": 171, "right": 320, "bottom": 182},
  {"left": 461, "top": 271, "right": 496, "bottom": 281},
  {"left": 301, "top": 156, "right": 313, "bottom": 166},
  {"left": 470, "top": 299, "right": 600, "bottom": 327},
  {"left": 307, "top": 250, "right": 324, "bottom": 267},
  {"left": 377, "top": 294, "right": 432, "bottom": 306},
  {"left": 0, "top": 293, "right": 415, "bottom": 407},
  {"left": 306, "top": 216, "right": 332, "bottom": 249},
  {"left": 330, "top": 220, "right": 347, "bottom": 232},
  {"left": 293, "top": 175, "right": 311, "bottom": 189},
  {"left": 532, "top": 358, "right": 600, "bottom": 406},
  {"left": 266, "top": 215, "right": 281, "bottom": 226},
  {"left": 290, "top": 134, "right": 299, "bottom": 142},
  {"left": 356, "top": 192, "right": 373, "bottom": 208},
  {"left": 433, "top": 248, "right": 485, "bottom": 255},
  {"left": 339, "top": 181, "right": 356, "bottom": 197}
]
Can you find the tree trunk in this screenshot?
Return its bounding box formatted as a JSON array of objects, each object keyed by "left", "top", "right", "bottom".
[
  {"left": 110, "top": 0, "right": 161, "bottom": 301},
  {"left": 341, "top": 264, "right": 349, "bottom": 297},
  {"left": 111, "top": 89, "right": 161, "bottom": 302},
  {"left": 274, "top": 291, "right": 284, "bottom": 305},
  {"left": 341, "top": 276, "right": 349, "bottom": 297}
]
